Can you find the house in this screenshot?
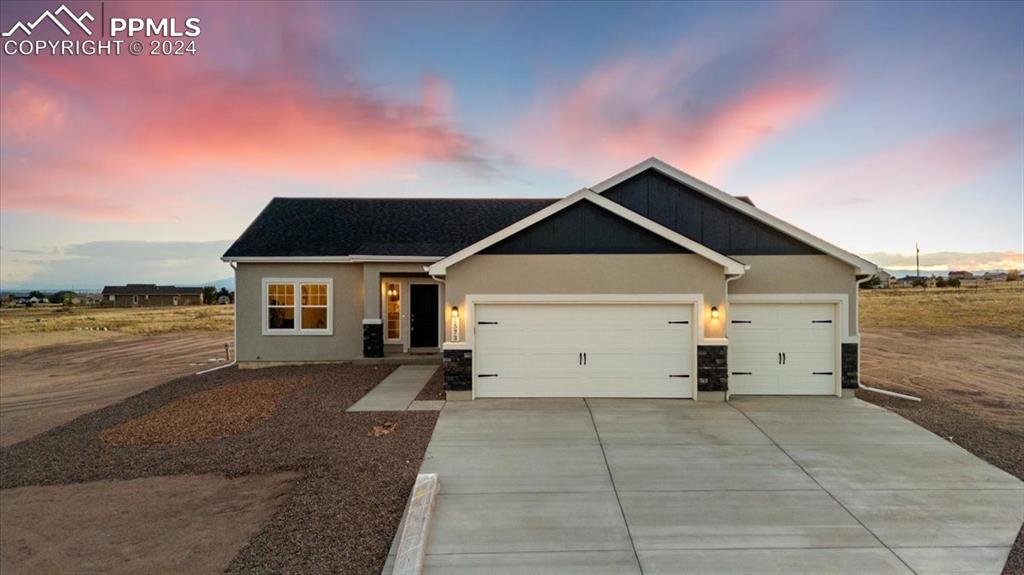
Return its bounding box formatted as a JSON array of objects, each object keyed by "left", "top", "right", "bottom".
[
  {"left": 948, "top": 270, "right": 973, "bottom": 280},
  {"left": 223, "top": 158, "right": 876, "bottom": 400},
  {"left": 895, "top": 275, "right": 934, "bottom": 287},
  {"left": 981, "top": 271, "right": 1008, "bottom": 282},
  {"left": 874, "top": 269, "right": 894, "bottom": 288},
  {"left": 101, "top": 284, "right": 203, "bottom": 307}
]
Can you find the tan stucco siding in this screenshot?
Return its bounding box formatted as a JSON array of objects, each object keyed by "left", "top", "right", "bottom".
[
  {"left": 235, "top": 263, "right": 363, "bottom": 362},
  {"left": 444, "top": 254, "right": 728, "bottom": 339},
  {"left": 729, "top": 255, "right": 859, "bottom": 338},
  {"left": 362, "top": 262, "right": 437, "bottom": 319}
]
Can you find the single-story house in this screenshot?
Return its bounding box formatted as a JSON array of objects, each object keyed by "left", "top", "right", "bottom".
[
  {"left": 101, "top": 284, "right": 203, "bottom": 307},
  {"left": 223, "top": 158, "right": 876, "bottom": 400},
  {"left": 948, "top": 270, "right": 973, "bottom": 280}
]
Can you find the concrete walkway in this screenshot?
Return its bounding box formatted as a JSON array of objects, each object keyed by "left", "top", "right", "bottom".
[
  {"left": 410, "top": 397, "right": 1023, "bottom": 574},
  {"left": 347, "top": 365, "right": 440, "bottom": 412}
]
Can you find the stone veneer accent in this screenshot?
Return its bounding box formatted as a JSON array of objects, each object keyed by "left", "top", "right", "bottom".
[
  {"left": 362, "top": 323, "right": 384, "bottom": 358},
  {"left": 443, "top": 349, "right": 473, "bottom": 392},
  {"left": 697, "top": 345, "right": 728, "bottom": 392},
  {"left": 841, "top": 343, "right": 858, "bottom": 389}
]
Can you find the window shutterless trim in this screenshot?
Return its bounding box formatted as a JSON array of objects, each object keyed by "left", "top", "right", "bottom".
[{"left": 261, "top": 278, "right": 334, "bottom": 336}]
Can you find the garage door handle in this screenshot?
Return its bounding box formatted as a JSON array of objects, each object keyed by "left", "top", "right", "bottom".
[
  {"left": 583, "top": 352, "right": 587, "bottom": 365},
  {"left": 478, "top": 373, "right": 499, "bottom": 378},
  {"left": 667, "top": 320, "right": 689, "bottom": 324},
  {"left": 579, "top": 352, "right": 583, "bottom": 366},
  {"left": 783, "top": 352, "right": 786, "bottom": 365},
  {"left": 812, "top": 320, "right": 832, "bottom": 324},
  {"left": 477, "top": 321, "right": 499, "bottom": 325},
  {"left": 731, "top": 371, "right": 752, "bottom": 375},
  {"left": 812, "top": 371, "right": 833, "bottom": 375},
  {"left": 668, "top": 374, "right": 689, "bottom": 378},
  {"left": 731, "top": 320, "right": 751, "bottom": 324}
]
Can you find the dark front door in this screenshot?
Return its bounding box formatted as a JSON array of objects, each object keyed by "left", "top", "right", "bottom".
[{"left": 410, "top": 284, "right": 439, "bottom": 348}]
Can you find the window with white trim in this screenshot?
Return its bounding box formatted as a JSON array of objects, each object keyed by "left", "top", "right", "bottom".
[{"left": 264, "top": 279, "right": 332, "bottom": 335}]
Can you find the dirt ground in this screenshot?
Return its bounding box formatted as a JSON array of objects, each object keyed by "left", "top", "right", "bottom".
[
  {"left": 0, "top": 364, "right": 438, "bottom": 574},
  {"left": 0, "top": 472, "right": 297, "bottom": 575},
  {"left": 860, "top": 328, "right": 1023, "bottom": 432},
  {"left": 0, "top": 332, "right": 233, "bottom": 446}
]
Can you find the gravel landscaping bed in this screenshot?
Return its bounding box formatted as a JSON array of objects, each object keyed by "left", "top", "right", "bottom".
[
  {"left": 1, "top": 364, "right": 439, "bottom": 574},
  {"left": 101, "top": 378, "right": 310, "bottom": 446},
  {"left": 414, "top": 366, "right": 444, "bottom": 401},
  {"left": 858, "top": 389, "right": 1024, "bottom": 574}
]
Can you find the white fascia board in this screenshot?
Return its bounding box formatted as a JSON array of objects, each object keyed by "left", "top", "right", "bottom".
[
  {"left": 426, "top": 189, "right": 747, "bottom": 276},
  {"left": 590, "top": 158, "right": 878, "bottom": 275},
  {"left": 222, "top": 255, "right": 442, "bottom": 263}
]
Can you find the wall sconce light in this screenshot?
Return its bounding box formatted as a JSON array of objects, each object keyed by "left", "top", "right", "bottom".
[
  {"left": 451, "top": 306, "right": 461, "bottom": 342},
  {"left": 710, "top": 306, "right": 720, "bottom": 319}
]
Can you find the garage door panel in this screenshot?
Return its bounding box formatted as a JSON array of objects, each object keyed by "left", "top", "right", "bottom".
[
  {"left": 729, "top": 374, "right": 778, "bottom": 395},
  {"left": 784, "top": 374, "right": 838, "bottom": 395},
  {"left": 781, "top": 350, "right": 834, "bottom": 373},
  {"left": 729, "top": 327, "right": 779, "bottom": 350},
  {"left": 475, "top": 303, "right": 693, "bottom": 398},
  {"left": 730, "top": 350, "right": 780, "bottom": 371},
  {"left": 729, "top": 302, "right": 837, "bottom": 396}
]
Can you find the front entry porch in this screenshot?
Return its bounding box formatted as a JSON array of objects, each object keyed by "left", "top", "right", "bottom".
[{"left": 362, "top": 265, "right": 445, "bottom": 359}]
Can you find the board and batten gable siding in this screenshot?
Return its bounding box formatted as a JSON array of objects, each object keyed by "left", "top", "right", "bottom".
[
  {"left": 481, "top": 200, "right": 688, "bottom": 255},
  {"left": 235, "top": 263, "right": 363, "bottom": 363},
  {"left": 444, "top": 254, "right": 728, "bottom": 340},
  {"left": 730, "top": 255, "right": 859, "bottom": 338},
  {"left": 602, "top": 169, "right": 821, "bottom": 256}
]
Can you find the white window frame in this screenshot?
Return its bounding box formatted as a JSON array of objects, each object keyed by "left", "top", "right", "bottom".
[
  {"left": 261, "top": 278, "right": 334, "bottom": 336},
  {"left": 383, "top": 281, "right": 402, "bottom": 343},
  {"left": 132, "top": 295, "right": 139, "bottom": 305}
]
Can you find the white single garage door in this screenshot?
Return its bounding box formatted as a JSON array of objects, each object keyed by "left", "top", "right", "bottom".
[
  {"left": 729, "top": 303, "right": 838, "bottom": 395},
  {"left": 474, "top": 303, "right": 693, "bottom": 398}
]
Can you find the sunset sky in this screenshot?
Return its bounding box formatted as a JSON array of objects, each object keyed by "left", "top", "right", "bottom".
[{"left": 1, "top": 0, "right": 1022, "bottom": 289}]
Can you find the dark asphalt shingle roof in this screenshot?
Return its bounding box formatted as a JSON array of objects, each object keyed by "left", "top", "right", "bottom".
[
  {"left": 223, "top": 198, "right": 559, "bottom": 258},
  {"left": 102, "top": 284, "right": 205, "bottom": 295}
]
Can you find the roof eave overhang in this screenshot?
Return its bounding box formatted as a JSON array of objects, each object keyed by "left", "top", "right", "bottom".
[
  {"left": 590, "top": 157, "right": 878, "bottom": 276},
  {"left": 221, "top": 255, "right": 443, "bottom": 264},
  {"left": 426, "top": 188, "right": 747, "bottom": 277}
]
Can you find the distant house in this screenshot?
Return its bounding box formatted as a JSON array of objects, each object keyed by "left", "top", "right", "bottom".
[
  {"left": 982, "top": 272, "right": 1008, "bottom": 282},
  {"left": 875, "top": 269, "right": 894, "bottom": 288},
  {"left": 948, "top": 270, "right": 973, "bottom": 280},
  {"left": 895, "top": 275, "right": 935, "bottom": 287},
  {"left": 101, "top": 284, "right": 203, "bottom": 307}
]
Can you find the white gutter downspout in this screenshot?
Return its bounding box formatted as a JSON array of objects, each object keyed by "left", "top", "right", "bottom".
[
  {"left": 198, "top": 261, "right": 238, "bottom": 375},
  {"left": 853, "top": 274, "right": 921, "bottom": 402},
  {"left": 722, "top": 269, "right": 747, "bottom": 401}
]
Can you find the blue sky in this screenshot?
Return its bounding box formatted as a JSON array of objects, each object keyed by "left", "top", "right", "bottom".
[{"left": 1, "top": 0, "right": 1021, "bottom": 288}]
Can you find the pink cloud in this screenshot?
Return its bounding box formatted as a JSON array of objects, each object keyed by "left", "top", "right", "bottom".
[
  {"left": 0, "top": 83, "right": 67, "bottom": 138},
  {"left": 0, "top": 3, "right": 485, "bottom": 221},
  {"left": 509, "top": 8, "right": 838, "bottom": 181},
  {"left": 750, "top": 120, "right": 1020, "bottom": 207}
]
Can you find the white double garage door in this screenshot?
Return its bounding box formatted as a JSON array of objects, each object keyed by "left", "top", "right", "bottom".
[{"left": 473, "top": 300, "right": 839, "bottom": 398}]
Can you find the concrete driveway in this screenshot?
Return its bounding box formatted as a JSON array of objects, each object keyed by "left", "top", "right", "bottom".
[{"left": 415, "top": 397, "right": 1023, "bottom": 574}]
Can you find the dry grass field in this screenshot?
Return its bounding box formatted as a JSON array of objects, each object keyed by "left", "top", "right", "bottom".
[
  {"left": 860, "top": 281, "right": 1024, "bottom": 335},
  {"left": 0, "top": 305, "right": 234, "bottom": 353}
]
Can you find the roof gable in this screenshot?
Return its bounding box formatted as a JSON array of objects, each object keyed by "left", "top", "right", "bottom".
[
  {"left": 602, "top": 169, "right": 820, "bottom": 256},
  {"left": 427, "top": 190, "right": 747, "bottom": 275},
  {"left": 592, "top": 158, "right": 877, "bottom": 274},
  {"left": 482, "top": 199, "right": 688, "bottom": 255}
]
